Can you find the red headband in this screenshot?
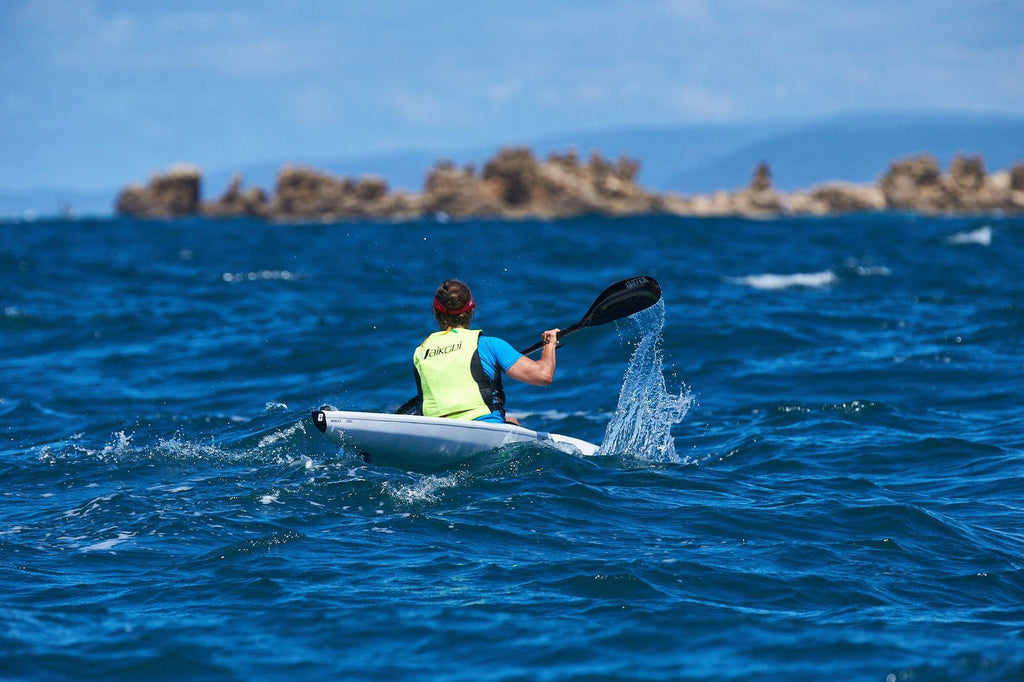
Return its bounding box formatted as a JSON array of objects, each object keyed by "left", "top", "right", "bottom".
[{"left": 433, "top": 296, "right": 476, "bottom": 316}]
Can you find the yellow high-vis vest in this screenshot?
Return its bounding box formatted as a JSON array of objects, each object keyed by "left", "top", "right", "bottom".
[{"left": 413, "top": 328, "right": 496, "bottom": 420}]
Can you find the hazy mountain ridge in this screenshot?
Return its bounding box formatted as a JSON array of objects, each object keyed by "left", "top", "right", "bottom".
[
  {"left": 670, "top": 112, "right": 1024, "bottom": 192},
  {"left": 4, "top": 111, "right": 1022, "bottom": 216}
]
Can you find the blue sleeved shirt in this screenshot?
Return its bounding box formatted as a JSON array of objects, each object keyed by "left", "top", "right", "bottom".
[{"left": 475, "top": 335, "right": 523, "bottom": 422}]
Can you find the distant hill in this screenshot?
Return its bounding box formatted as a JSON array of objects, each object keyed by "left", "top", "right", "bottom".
[
  {"left": 668, "top": 112, "right": 1024, "bottom": 192},
  {"left": 3, "top": 111, "right": 1022, "bottom": 216},
  {"left": 199, "top": 121, "right": 790, "bottom": 198},
  {"left": 517, "top": 121, "right": 793, "bottom": 191},
  {"left": 205, "top": 111, "right": 1023, "bottom": 196}
]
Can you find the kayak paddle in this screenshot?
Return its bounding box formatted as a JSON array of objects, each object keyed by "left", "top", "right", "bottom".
[
  {"left": 518, "top": 275, "right": 662, "bottom": 355},
  {"left": 395, "top": 275, "right": 662, "bottom": 415}
]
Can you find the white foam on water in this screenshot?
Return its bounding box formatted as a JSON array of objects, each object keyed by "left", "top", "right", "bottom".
[
  {"left": 221, "top": 269, "right": 299, "bottom": 283},
  {"left": 63, "top": 494, "right": 115, "bottom": 519},
  {"left": 855, "top": 265, "right": 892, "bottom": 276},
  {"left": 600, "top": 301, "right": 692, "bottom": 463},
  {"left": 154, "top": 434, "right": 230, "bottom": 461},
  {"left": 729, "top": 270, "right": 838, "bottom": 290},
  {"left": 101, "top": 431, "right": 133, "bottom": 456},
  {"left": 82, "top": 531, "right": 135, "bottom": 552},
  {"left": 947, "top": 225, "right": 992, "bottom": 246},
  {"left": 383, "top": 473, "right": 463, "bottom": 505},
  {"left": 845, "top": 258, "right": 892, "bottom": 277},
  {"left": 258, "top": 420, "right": 306, "bottom": 449}
]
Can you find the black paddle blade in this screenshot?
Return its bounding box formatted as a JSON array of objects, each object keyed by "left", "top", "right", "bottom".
[
  {"left": 518, "top": 275, "right": 663, "bottom": 356},
  {"left": 581, "top": 276, "right": 662, "bottom": 327}
]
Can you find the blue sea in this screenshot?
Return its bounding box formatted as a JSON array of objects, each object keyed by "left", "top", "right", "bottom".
[{"left": 2, "top": 213, "right": 1022, "bottom": 681}]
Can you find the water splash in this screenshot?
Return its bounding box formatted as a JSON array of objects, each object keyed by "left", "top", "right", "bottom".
[{"left": 599, "top": 301, "right": 692, "bottom": 462}]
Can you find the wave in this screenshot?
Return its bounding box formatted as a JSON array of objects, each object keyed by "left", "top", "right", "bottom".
[
  {"left": 844, "top": 258, "right": 892, "bottom": 277},
  {"left": 382, "top": 472, "right": 469, "bottom": 506},
  {"left": 728, "top": 270, "right": 838, "bottom": 290},
  {"left": 946, "top": 225, "right": 992, "bottom": 246}
]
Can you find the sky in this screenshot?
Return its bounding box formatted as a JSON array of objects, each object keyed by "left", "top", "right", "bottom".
[{"left": 2, "top": 0, "right": 1022, "bottom": 192}]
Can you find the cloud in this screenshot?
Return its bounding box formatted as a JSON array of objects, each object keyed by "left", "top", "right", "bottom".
[
  {"left": 2, "top": 0, "right": 1023, "bottom": 190},
  {"left": 668, "top": 86, "right": 741, "bottom": 121},
  {"left": 659, "top": 0, "right": 716, "bottom": 25},
  {"left": 13, "top": 0, "right": 97, "bottom": 26},
  {"left": 385, "top": 88, "right": 467, "bottom": 128},
  {"left": 287, "top": 86, "right": 341, "bottom": 125},
  {"left": 485, "top": 80, "right": 525, "bottom": 106}
]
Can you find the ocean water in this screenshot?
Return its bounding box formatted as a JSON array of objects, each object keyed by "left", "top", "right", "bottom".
[{"left": 2, "top": 213, "right": 1022, "bottom": 681}]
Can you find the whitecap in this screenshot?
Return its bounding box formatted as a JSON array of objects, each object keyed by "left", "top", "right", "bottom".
[
  {"left": 82, "top": 531, "right": 135, "bottom": 552},
  {"left": 729, "top": 270, "right": 838, "bottom": 290},
  {"left": 257, "top": 420, "right": 306, "bottom": 448},
  {"left": 222, "top": 270, "right": 298, "bottom": 283},
  {"left": 845, "top": 259, "right": 892, "bottom": 277},
  {"left": 63, "top": 494, "right": 114, "bottom": 519},
  {"left": 383, "top": 474, "right": 462, "bottom": 505},
  {"left": 854, "top": 265, "right": 892, "bottom": 276},
  {"left": 947, "top": 226, "right": 992, "bottom": 246},
  {"left": 259, "top": 492, "right": 281, "bottom": 505},
  {"left": 154, "top": 435, "right": 225, "bottom": 460}
]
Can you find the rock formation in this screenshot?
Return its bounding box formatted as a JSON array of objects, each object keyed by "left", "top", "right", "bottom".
[
  {"left": 269, "top": 165, "right": 420, "bottom": 220},
  {"left": 201, "top": 173, "right": 269, "bottom": 219},
  {"left": 729, "top": 162, "right": 785, "bottom": 216},
  {"left": 414, "top": 147, "right": 661, "bottom": 219},
  {"left": 116, "top": 150, "right": 1024, "bottom": 221},
  {"left": 421, "top": 160, "right": 501, "bottom": 218},
  {"left": 115, "top": 163, "right": 201, "bottom": 218},
  {"left": 1011, "top": 163, "right": 1024, "bottom": 192},
  {"left": 788, "top": 183, "right": 886, "bottom": 215},
  {"left": 879, "top": 153, "right": 1021, "bottom": 214}
]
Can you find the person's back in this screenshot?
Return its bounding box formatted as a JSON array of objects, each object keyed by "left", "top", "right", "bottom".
[{"left": 413, "top": 279, "right": 559, "bottom": 426}]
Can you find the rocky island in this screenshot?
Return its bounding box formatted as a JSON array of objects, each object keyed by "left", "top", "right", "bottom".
[{"left": 116, "top": 147, "right": 1024, "bottom": 221}]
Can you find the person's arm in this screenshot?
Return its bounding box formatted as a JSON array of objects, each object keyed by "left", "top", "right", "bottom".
[{"left": 505, "top": 328, "right": 559, "bottom": 386}]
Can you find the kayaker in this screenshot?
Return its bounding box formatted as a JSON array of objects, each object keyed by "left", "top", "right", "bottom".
[{"left": 413, "top": 279, "right": 558, "bottom": 425}]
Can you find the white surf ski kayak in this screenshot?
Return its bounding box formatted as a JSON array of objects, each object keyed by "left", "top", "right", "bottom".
[{"left": 311, "top": 408, "right": 599, "bottom": 469}]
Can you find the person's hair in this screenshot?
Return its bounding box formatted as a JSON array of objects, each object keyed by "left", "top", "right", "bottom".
[{"left": 433, "top": 279, "right": 475, "bottom": 329}]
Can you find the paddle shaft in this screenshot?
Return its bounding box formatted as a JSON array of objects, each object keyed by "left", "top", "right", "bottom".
[{"left": 519, "top": 319, "right": 584, "bottom": 356}]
